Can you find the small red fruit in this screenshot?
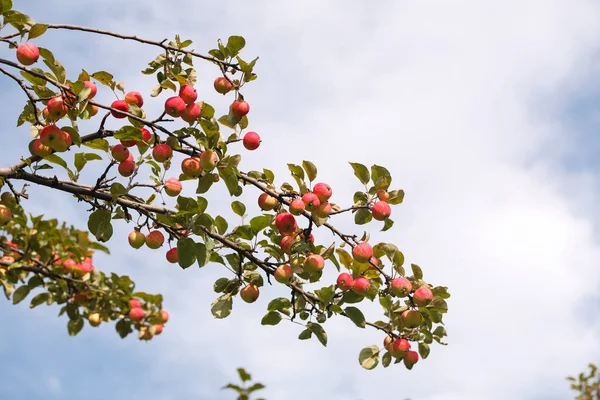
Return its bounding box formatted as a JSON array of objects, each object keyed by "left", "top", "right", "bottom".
[
  {"left": 199, "top": 150, "right": 219, "bottom": 172},
  {"left": 111, "top": 100, "right": 129, "bottom": 118},
  {"left": 377, "top": 189, "right": 389, "bottom": 201},
  {"left": 83, "top": 81, "right": 97, "bottom": 99},
  {"left": 389, "top": 338, "right": 411, "bottom": 359},
  {"left": 289, "top": 198, "right": 305, "bottom": 215},
  {"left": 353, "top": 277, "right": 371, "bottom": 295},
  {"left": 315, "top": 202, "right": 332, "bottom": 218},
  {"left": 16, "top": 43, "right": 40, "bottom": 65},
  {"left": 125, "top": 91, "right": 144, "bottom": 107},
  {"left": 302, "top": 192, "right": 320, "bottom": 212},
  {"left": 372, "top": 201, "right": 391, "bottom": 221},
  {"left": 164, "top": 96, "right": 186, "bottom": 117},
  {"left": 231, "top": 100, "right": 250, "bottom": 117},
  {"left": 128, "top": 231, "right": 145, "bottom": 249},
  {"left": 181, "top": 103, "right": 202, "bottom": 123},
  {"left": 129, "top": 299, "right": 142, "bottom": 308},
  {"left": 160, "top": 310, "right": 169, "bottom": 323},
  {"left": 154, "top": 324, "right": 164, "bottom": 335},
  {"left": 304, "top": 254, "right": 325, "bottom": 274},
  {"left": 166, "top": 248, "right": 178, "bottom": 263},
  {"left": 214, "top": 77, "right": 233, "bottom": 94},
  {"left": 240, "top": 285, "right": 260, "bottom": 303},
  {"left": 413, "top": 286, "right": 433, "bottom": 307},
  {"left": 47, "top": 96, "right": 68, "bottom": 120},
  {"left": 313, "top": 183, "right": 332, "bottom": 203},
  {"left": 129, "top": 307, "right": 145, "bottom": 321},
  {"left": 179, "top": 85, "right": 198, "bottom": 105},
  {"left": 152, "top": 144, "right": 173, "bottom": 163},
  {"left": 31, "top": 139, "right": 52, "bottom": 157},
  {"left": 146, "top": 230, "right": 165, "bottom": 249},
  {"left": 118, "top": 160, "right": 135, "bottom": 177},
  {"left": 275, "top": 212, "right": 297, "bottom": 236},
  {"left": 274, "top": 265, "right": 293, "bottom": 284},
  {"left": 164, "top": 178, "right": 182, "bottom": 197},
  {"left": 181, "top": 157, "right": 203, "bottom": 177},
  {"left": 0, "top": 205, "right": 12, "bottom": 225},
  {"left": 404, "top": 351, "right": 419, "bottom": 369},
  {"left": 352, "top": 242, "right": 373, "bottom": 263},
  {"left": 390, "top": 277, "right": 412, "bottom": 298},
  {"left": 336, "top": 273, "right": 354, "bottom": 291},
  {"left": 243, "top": 131, "right": 261, "bottom": 150},
  {"left": 111, "top": 144, "right": 130, "bottom": 162},
  {"left": 258, "top": 193, "right": 278, "bottom": 211}
]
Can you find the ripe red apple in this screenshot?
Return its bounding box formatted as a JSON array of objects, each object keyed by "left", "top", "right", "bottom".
[
  {"left": 243, "top": 131, "right": 261, "bottom": 150},
  {"left": 86, "top": 104, "right": 99, "bottom": 117},
  {"left": 88, "top": 313, "right": 102, "bottom": 327},
  {"left": 199, "top": 150, "right": 219, "bottom": 171},
  {"left": 389, "top": 338, "right": 411, "bottom": 359},
  {"left": 304, "top": 254, "right": 325, "bottom": 274},
  {"left": 31, "top": 139, "right": 52, "bottom": 157},
  {"left": 240, "top": 284, "right": 260, "bottom": 303},
  {"left": 372, "top": 200, "right": 391, "bottom": 221},
  {"left": 377, "top": 189, "right": 389, "bottom": 201},
  {"left": 231, "top": 100, "right": 250, "bottom": 117},
  {"left": 46, "top": 96, "right": 68, "bottom": 120},
  {"left": 280, "top": 236, "right": 296, "bottom": 255},
  {"left": 128, "top": 231, "right": 145, "bottom": 249},
  {"left": 40, "top": 125, "right": 69, "bottom": 152},
  {"left": 413, "top": 286, "right": 433, "bottom": 307},
  {"left": 353, "top": 276, "right": 371, "bottom": 295},
  {"left": 78, "top": 258, "right": 95, "bottom": 274},
  {"left": 160, "top": 309, "right": 169, "bottom": 323},
  {"left": 313, "top": 183, "right": 332, "bottom": 202},
  {"left": 166, "top": 248, "right": 178, "bottom": 263},
  {"left": 111, "top": 100, "right": 129, "bottom": 118},
  {"left": 125, "top": 91, "right": 144, "bottom": 107},
  {"left": 214, "top": 77, "right": 233, "bottom": 94},
  {"left": 275, "top": 212, "right": 297, "bottom": 236},
  {"left": 118, "top": 160, "right": 135, "bottom": 177},
  {"left": 289, "top": 198, "right": 305, "bottom": 215},
  {"left": 0, "top": 205, "right": 12, "bottom": 225},
  {"left": 302, "top": 192, "right": 320, "bottom": 212},
  {"left": 83, "top": 81, "right": 97, "bottom": 99},
  {"left": 179, "top": 85, "right": 198, "bottom": 105},
  {"left": 390, "top": 277, "right": 412, "bottom": 298},
  {"left": 129, "top": 307, "right": 145, "bottom": 321},
  {"left": 403, "top": 350, "right": 419, "bottom": 369},
  {"left": 152, "top": 144, "right": 173, "bottom": 163},
  {"left": 111, "top": 144, "right": 130, "bottom": 162},
  {"left": 336, "top": 272, "right": 354, "bottom": 291},
  {"left": 138, "top": 127, "right": 152, "bottom": 144},
  {"left": 129, "top": 299, "right": 141, "bottom": 308},
  {"left": 352, "top": 242, "right": 373, "bottom": 263},
  {"left": 400, "top": 310, "right": 423, "bottom": 328},
  {"left": 181, "top": 103, "right": 201, "bottom": 123},
  {"left": 63, "top": 259, "right": 77, "bottom": 269},
  {"left": 298, "top": 230, "right": 315, "bottom": 244},
  {"left": 315, "top": 202, "right": 332, "bottom": 218},
  {"left": 164, "top": 96, "right": 186, "bottom": 117},
  {"left": 146, "top": 230, "right": 164, "bottom": 249},
  {"left": 154, "top": 324, "right": 164, "bottom": 335},
  {"left": 181, "top": 157, "right": 203, "bottom": 177},
  {"left": 368, "top": 257, "right": 379, "bottom": 268},
  {"left": 164, "top": 177, "right": 182, "bottom": 197},
  {"left": 274, "top": 265, "right": 293, "bottom": 284},
  {"left": 16, "top": 43, "right": 40, "bottom": 65},
  {"left": 258, "top": 193, "right": 278, "bottom": 211}
]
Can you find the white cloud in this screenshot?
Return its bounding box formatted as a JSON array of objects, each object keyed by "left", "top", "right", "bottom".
[{"left": 2, "top": 1, "right": 600, "bottom": 399}]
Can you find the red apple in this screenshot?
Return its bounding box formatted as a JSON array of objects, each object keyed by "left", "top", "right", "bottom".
[
  {"left": 111, "top": 100, "right": 129, "bottom": 118},
  {"left": 146, "top": 230, "right": 164, "bottom": 249},
  {"left": 280, "top": 236, "right": 296, "bottom": 255},
  {"left": 125, "top": 91, "right": 144, "bottom": 107},
  {"left": 372, "top": 200, "right": 391, "bottom": 221},
  {"left": 166, "top": 248, "right": 178, "bottom": 263},
  {"left": 160, "top": 309, "right": 169, "bottom": 323},
  {"left": 129, "top": 307, "right": 145, "bottom": 321},
  {"left": 179, "top": 85, "right": 198, "bottom": 105},
  {"left": 377, "top": 189, "right": 389, "bottom": 201},
  {"left": 86, "top": 104, "right": 99, "bottom": 117},
  {"left": 46, "top": 96, "right": 68, "bottom": 120},
  {"left": 389, "top": 338, "right": 411, "bottom": 359},
  {"left": 258, "top": 193, "right": 278, "bottom": 211},
  {"left": 275, "top": 212, "right": 297, "bottom": 236},
  {"left": 353, "top": 277, "right": 371, "bottom": 295},
  {"left": 83, "top": 81, "right": 97, "bottom": 99},
  {"left": 40, "top": 125, "right": 70, "bottom": 152},
  {"left": 118, "top": 160, "right": 135, "bottom": 177},
  {"left": 315, "top": 202, "right": 332, "bottom": 218},
  {"left": 181, "top": 157, "right": 203, "bottom": 177},
  {"left": 336, "top": 272, "right": 354, "bottom": 291},
  {"left": 164, "top": 177, "right": 182, "bottom": 197},
  {"left": 181, "top": 103, "right": 201, "bottom": 123},
  {"left": 400, "top": 310, "right": 423, "bottom": 328},
  {"left": 304, "top": 254, "right": 325, "bottom": 274},
  {"left": 289, "top": 198, "right": 305, "bottom": 215},
  {"left": 313, "top": 183, "right": 332, "bottom": 203},
  {"left": 274, "top": 265, "right": 293, "bottom": 284},
  {"left": 390, "top": 277, "right": 412, "bottom": 298},
  {"left": 214, "top": 77, "right": 233, "bottom": 94},
  {"left": 164, "top": 96, "right": 186, "bottom": 117},
  {"left": 199, "top": 150, "right": 219, "bottom": 172},
  {"left": 129, "top": 299, "right": 141, "bottom": 308},
  {"left": 128, "top": 231, "right": 145, "bottom": 249},
  {"left": 31, "top": 139, "right": 52, "bottom": 157},
  {"left": 231, "top": 100, "right": 250, "bottom": 117},
  {"left": 404, "top": 351, "right": 419, "bottom": 369},
  {"left": 16, "top": 43, "right": 40, "bottom": 65},
  {"left": 384, "top": 335, "right": 393, "bottom": 350},
  {"left": 243, "top": 131, "right": 261, "bottom": 150},
  {"left": 153, "top": 324, "right": 164, "bottom": 335},
  {"left": 413, "top": 286, "right": 433, "bottom": 307},
  {"left": 302, "top": 192, "right": 320, "bottom": 212},
  {"left": 111, "top": 144, "right": 130, "bottom": 162},
  {"left": 240, "top": 284, "right": 259, "bottom": 303},
  {"left": 152, "top": 144, "right": 173, "bottom": 163},
  {"left": 352, "top": 242, "right": 373, "bottom": 263}
]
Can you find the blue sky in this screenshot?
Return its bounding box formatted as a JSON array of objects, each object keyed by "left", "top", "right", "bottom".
[{"left": 1, "top": 1, "right": 600, "bottom": 399}]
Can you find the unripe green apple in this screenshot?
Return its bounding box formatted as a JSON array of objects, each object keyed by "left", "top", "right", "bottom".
[
  {"left": 128, "top": 231, "right": 145, "bottom": 249},
  {"left": 400, "top": 310, "right": 423, "bottom": 328},
  {"left": 0, "top": 205, "right": 12, "bottom": 225},
  {"left": 88, "top": 313, "right": 102, "bottom": 327}
]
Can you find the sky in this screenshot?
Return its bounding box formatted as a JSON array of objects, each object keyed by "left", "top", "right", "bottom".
[{"left": 0, "top": 1, "right": 600, "bottom": 399}]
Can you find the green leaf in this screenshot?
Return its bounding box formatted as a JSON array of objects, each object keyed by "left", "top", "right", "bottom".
[
  {"left": 84, "top": 138, "right": 109, "bottom": 152},
  {"left": 62, "top": 126, "right": 81, "bottom": 146},
  {"left": 237, "top": 368, "right": 252, "bottom": 382},
  {"left": 219, "top": 166, "right": 242, "bottom": 196},
  {"left": 196, "top": 173, "right": 216, "bottom": 194},
  {"left": 211, "top": 293, "right": 232, "bottom": 319},
  {"left": 29, "top": 292, "right": 50, "bottom": 308},
  {"left": 267, "top": 297, "right": 292, "bottom": 313},
  {"left": 250, "top": 214, "right": 273, "bottom": 235},
  {"left": 298, "top": 329, "right": 312, "bottom": 340},
  {"left": 215, "top": 216, "right": 228, "bottom": 235},
  {"left": 28, "top": 24, "right": 48, "bottom": 40},
  {"left": 261, "top": 311, "right": 282, "bottom": 326},
  {"left": 45, "top": 154, "right": 67, "bottom": 169},
  {"left": 349, "top": 162, "right": 370, "bottom": 185},
  {"left": 387, "top": 189, "right": 404, "bottom": 205},
  {"left": 91, "top": 71, "right": 114, "bottom": 86},
  {"left": 226, "top": 36, "right": 246, "bottom": 55},
  {"left": 382, "top": 351, "right": 392, "bottom": 368},
  {"left": 307, "top": 322, "right": 327, "bottom": 346},
  {"left": 12, "top": 285, "right": 30, "bottom": 305},
  {"left": 315, "top": 285, "right": 336, "bottom": 305},
  {"left": 0, "top": 0, "right": 13, "bottom": 14},
  {"left": 411, "top": 263, "right": 423, "bottom": 280},
  {"left": 371, "top": 165, "right": 391, "bottom": 190},
  {"left": 67, "top": 317, "right": 84, "bottom": 336},
  {"left": 87, "top": 209, "right": 113, "bottom": 242},
  {"left": 288, "top": 163, "right": 305, "bottom": 180},
  {"left": 115, "top": 319, "right": 132, "bottom": 338},
  {"left": 418, "top": 342, "right": 431, "bottom": 359},
  {"left": 213, "top": 278, "right": 229, "bottom": 293},
  {"left": 110, "top": 182, "right": 128, "bottom": 198},
  {"left": 231, "top": 201, "right": 246, "bottom": 217},
  {"left": 114, "top": 125, "right": 143, "bottom": 140},
  {"left": 344, "top": 306, "right": 366, "bottom": 328},
  {"left": 43, "top": 57, "right": 66, "bottom": 84},
  {"left": 302, "top": 160, "right": 317, "bottom": 182},
  {"left": 354, "top": 208, "right": 372, "bottom": 225},
  {"left": 358, "top": 345, "right": 380, "bottom": 370},
  {"left": 177, "top": 238, "right": 197, "bottom": 269},
  {"left": 381, "top": 218, "right": 394, "bottom": 232},
  {"left": 196, "top": 242, "right": 209, "bottom": 267}
]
